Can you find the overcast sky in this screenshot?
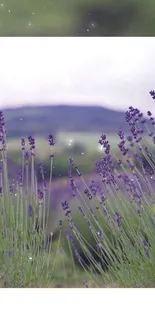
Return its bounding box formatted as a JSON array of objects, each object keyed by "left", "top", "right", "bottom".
[{"left": 0, "top": 37, "right": 155, "bottom": 114}]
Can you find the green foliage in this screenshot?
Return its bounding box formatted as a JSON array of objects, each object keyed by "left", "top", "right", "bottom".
[
  {"left": 59, "top": 182, "right": 155, "bottom": 286},
  {"left": 0, "top": 0, "right": 155, "bottom": 36}
]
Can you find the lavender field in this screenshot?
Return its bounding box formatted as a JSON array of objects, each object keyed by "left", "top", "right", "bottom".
[{"left": 1, "top": 90, "right": 155, "bottom": 288}]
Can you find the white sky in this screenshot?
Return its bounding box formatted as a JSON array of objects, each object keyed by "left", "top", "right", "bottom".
[{"left": 0, "top": 37, "right": 155, "bottom": 114}]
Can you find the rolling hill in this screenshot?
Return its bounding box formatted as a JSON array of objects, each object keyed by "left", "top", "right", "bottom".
[{"left": 2, "top": 104, "right": 136, "bottom": 139}]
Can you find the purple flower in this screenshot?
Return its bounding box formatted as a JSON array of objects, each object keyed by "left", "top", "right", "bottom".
[
  {"left": 17, "top": 170, "right": 23, "bottom": 186},
  {"left": 87, "top": 220, "right": 92, "bottom": 230},
  {"left": 59, "top": 220, "right": 63, "bottom": 229},
  {"left": 38, "top": 189, "right": 44, "bottom": 200},
  {"left": 39, "top": 162, "right": 44, "bottom": 174},
  {"left": 101, "top": 134, "right": 106, "bottom": 140},
  {"left": 0, "top": 111, "right": 5, "bottom": 133},
  {"left": 68, "top": 169, "right": 72, "bottom": 178},
  {"left": 147, "top": 111, "right": 152, "bottom": 117},
  {"left": 117, "top": 159, "right": 122, "bottom": 165},
  {"left": 118, "top": 139, "right": 129, "bottom": 155},
  {"left": 7, "top": 250, "right": 13, "bottom": 257},
  {"left": 61, "top": 200, "right": 71, "bottom": 216},
  {"left": 70, "top": 179, "right": 77, "bottom": 197},
  {"left": 79, "top": 206, "right": 85, "bottom": 217},
  {"left": 100, "top": 195, "right": 107, "bottom": 205},
  {"left": 28, "top": 135, "right": 35, "bottom": 155},
  {"left": 82, "top": 280, "right": 88, "bottom": 288},
  {"left": 28, "top": 135, "right": 35, "bottom": 148},
  {"left": 21, "top": 138, "right": 25, "bottom": 150},
  {"left": 48, "top": 133, "right": 55, "bottom": 146},
  {"left": 150, "top": 90, "right": 155, "bottom": 100},
  {"left": 84, "top": 188, "right": 93, "bottom": 200},
  {"left": 95, "top": 155, "right": 115, "bottom": 185},
  {"left": 28, "top": 204, "right": 33, "bottom": 217},
  {"left": 142, "top": 238, "right": 148, "bottom": 247},
  {"left": 96, "top": 243, "right": 101, "bottom": 252},
  {"left": 126, "top": 159, "right": 135, "bottom": 171},
  {"left": 117, "top": 130, "right": 124, "bottom": 139},
  {"left": 61, "top": 200, "right": 69, "bottom": 211},
  {"left": 89, "top": 180, "right": 98, "bottom": 196},
  {"left": 65, "top": 230, "right": 82, "bottom": 264},
  {"left": 69, "top": 158, "right": 82, "bottom": 176},
  {"left": 125, "top": 110, "right": 132, "bottom": 123},
  {"left": 69, "top": 158, "right": 74, "bottom": 166},
  {"left": 97, "top": 229, "right": 104, "bottom": 241},
  {"left": 9, "top": 185, "right": 14, "bottom": 194},
  {"left": 114, "top": 212, "right": 121, "bottom": 227},
  {"left": 24, "top": 150, "right": 29, "bottom": 162},
  {"left": 99, "top": 135, "right": 111, "bottom": 154},
  {"left": 145, "top": 248, "right": 150, "bottom": 259}
]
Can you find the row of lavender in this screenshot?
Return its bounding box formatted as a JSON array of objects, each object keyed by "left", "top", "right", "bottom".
[
  {"left": 58, "top": 90, "right": 155, "bottom": 286},
  {"left": 1, "top": 90, "right": 155, "bottom": 287}
]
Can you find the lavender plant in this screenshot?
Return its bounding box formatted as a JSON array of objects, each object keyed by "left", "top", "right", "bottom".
[
  {"left": 1, "top": 90, "right": 155, "bottom": 288},
  {"left": 58, "top": 90, "right": 155, "bottom": 287},
  {"left": 0, "top": 112, "right": 61, "bottom": 287}
]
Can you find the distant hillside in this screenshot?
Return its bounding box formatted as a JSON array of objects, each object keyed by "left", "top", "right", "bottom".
[{"left": 2, "top": 104, "right": 133, "bottom": 138}]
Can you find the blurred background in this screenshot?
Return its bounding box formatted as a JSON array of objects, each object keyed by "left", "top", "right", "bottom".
[
  {"left": 0, "top": 0, "right": 155, "bottom": 36},
  {"left": 1, "top": 37, "right": 155, "bottom": 280},
  {"left": 0, "top": 37, "right": 155, "bottom": 184}
]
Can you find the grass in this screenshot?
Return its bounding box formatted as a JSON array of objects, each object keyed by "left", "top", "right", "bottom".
[
  {"left": 6, "top": 133, "right": 118, "bottom": 155},
  {"left": 1, "top": 90, "right": 155, "bottom": 287},
  {"left": 5, "top": 133, "right": 119, "bottom": 180},
  {"left": 6, "top": 132, "right": 154, "bottom": 182}
]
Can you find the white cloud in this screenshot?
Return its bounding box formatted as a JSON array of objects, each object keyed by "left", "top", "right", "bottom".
[{"left": 0, "top": 37, "right": 154, "bottom": 114}]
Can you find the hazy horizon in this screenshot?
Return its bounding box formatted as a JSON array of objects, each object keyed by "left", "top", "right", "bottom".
[{"left": 0, "top": 37, "right": 155, "bottom": 115}]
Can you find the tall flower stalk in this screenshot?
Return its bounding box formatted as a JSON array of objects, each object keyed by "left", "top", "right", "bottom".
[
  {"left": 59, "top": 90, "right": 155, "bottom": 287},
  {"left": 0, "top": 118, "right": 57, "bottom": 287}
]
